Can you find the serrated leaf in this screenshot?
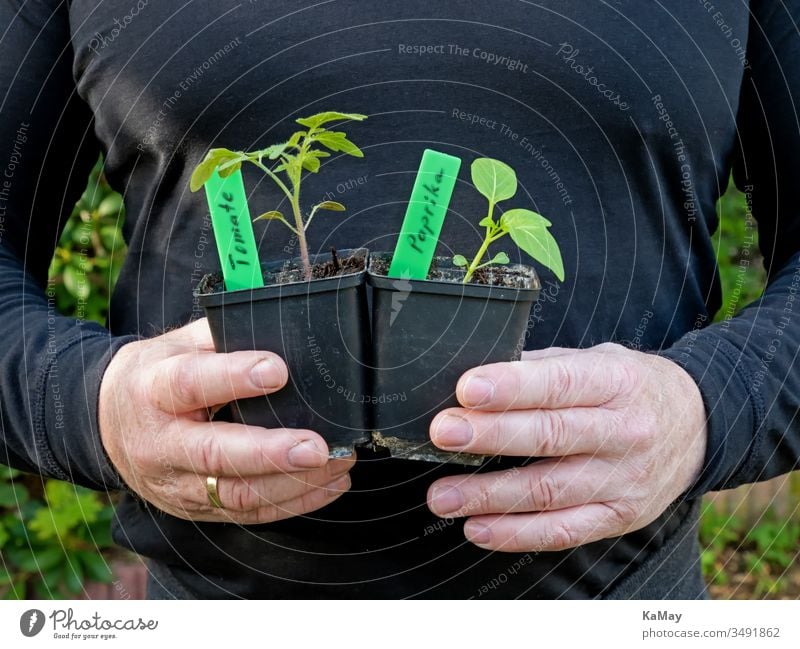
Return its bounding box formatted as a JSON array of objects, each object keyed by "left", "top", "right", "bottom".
[
  {"left": 453, "top": 255, "right": 468, "bottom": 267},
  {"left": 313, "top": 131, "right": 364, "bottom": 157},
  {"left": 301, "top": 155, "right": 321, "bottom": 173},
  {"left": 471, "top": 158, "right": 517, "bottom": 204},
  {"left": 257, "top": 142, "right": 288, "bottom": 161},
  {"left": 296, "top": 111, "right": 367, "bottom": 130},
  {"left": 287, "top": 131, "right": 305, "bottom": 148},
  {"left": 314, "top": 201, "right": 345, "bottom": 212},
  {"left": 478, "top": 216, "right": 495, "bottom": 228},
  {"left": 500, "top": 208, "right": 564, "bottom": 281},
  {"left": 254, "top": 211, "right": 285, "bottom": 222}
]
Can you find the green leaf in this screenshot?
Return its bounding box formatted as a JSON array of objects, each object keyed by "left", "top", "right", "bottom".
[
  {"left": 301, "top": 155, "right": 321, "bottom": 173},
  {"left": 0, "top": 466, "right": 21, "bottom": 480},
  {"left": 295, "top": 111, "right": 367, "bottom": 130},
  {"left": 97, "top": 194, "right": 124, "bottom": 218},
  {"left": 62, "top": 264, "right": 90, "bottom": 301},
  {"left": 6, "top": 546, "right": 64, "bottom": 573},
  {"left": 471, "top": 158, "right": 517, "bottom": 204},
  {"left": 190, "top": 154, "right": 221, "bottom": 192},
  {"left": 217, "top": 159, "right": 242, "bottom": 178},
  {"left": 478, "top": 216, "right": 495, "bottom": 228},
  {"left": 190, "top": 148, "right": 241, "bottom": 191},
  {"left": 28, "top": 481, "right": 105, "bottom": 542},
  {"left": 500, "top": 208, "right": 565, "bottom": 281},
  {"left": 99, "top": 225, "right": 123, "bottom": 253},
  {"left": 313, "top": 131, "right": 364, "bottom": 157},
  {"left": 253, "top": 211, "right": 285, "bottom": 222},
  {"left": 256, "top": 142, "right": 288, "bottom": 161},
  {"left": 314, "top": 201, "right": 345, "bottom": 212},
  {"left": 0, "top": 522, "right": 9, "bottom": 550},
  {"left": 287, "top": 131, "right": 305, "bottom": 148},
  {"left": 63, "top": 560, "right": 84, "bottom": 594},
  {"left": 77, "top": 552, "right": 112, "bottom": 583},
  {"left": 491, "top": 252, "right": 510, "bottom": 264},
  {"left": 0, "top": 482, "right": 28, "bottom": 507},
  {"left": 0, "top": 566, "right": 11, "bottom": 585},
  {"left": 452, "top": 255, "right": 468, "bottom": 267}
]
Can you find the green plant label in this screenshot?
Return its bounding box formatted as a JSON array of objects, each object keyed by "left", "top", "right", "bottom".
[
  {"left": 203, "top": 169, "right": 264, "bottom": 290},
  {"left": 388, "top": 149, "right": 462, "bottom": 279}
]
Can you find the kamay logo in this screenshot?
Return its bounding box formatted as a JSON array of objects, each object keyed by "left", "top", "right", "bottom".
[{"left": 20, "top": 609, "right": 45, "bottom": 637}]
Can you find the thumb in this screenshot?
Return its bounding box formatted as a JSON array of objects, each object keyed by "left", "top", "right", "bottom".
[{"left": 161, "top": 317, "right": 216, "bottom": 351}]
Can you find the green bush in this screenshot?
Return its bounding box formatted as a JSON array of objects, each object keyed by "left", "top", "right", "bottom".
[
  {"left": 0, "top": 465, "right": 113, "bottom": 599},
  {"left": 1, "top": 157, "right": 123, "bottom": 599}
]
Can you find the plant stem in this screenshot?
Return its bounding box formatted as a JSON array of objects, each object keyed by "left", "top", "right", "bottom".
[{"left": 464, "top": 234, "right": 494, "bottom": 284}]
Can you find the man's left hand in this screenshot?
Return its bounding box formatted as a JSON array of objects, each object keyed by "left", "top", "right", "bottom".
[{"left": 427, "top": 343, "right": 708, "bottom": 552}]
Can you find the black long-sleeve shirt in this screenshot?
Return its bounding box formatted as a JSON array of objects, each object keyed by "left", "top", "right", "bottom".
[{"left": 1, "top": 0, "right": 799, "bottom": 598}]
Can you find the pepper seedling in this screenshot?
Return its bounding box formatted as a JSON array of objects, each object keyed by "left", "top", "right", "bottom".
[
  {"left": 190, "top": 111, "right": 367, "bottom": 280},
  {"left": 453, "top": 157, "right": 565, "bottom": 283}
]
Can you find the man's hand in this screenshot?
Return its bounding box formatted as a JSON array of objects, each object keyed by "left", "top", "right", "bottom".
[
  {"left": 426, "top": 343, "right": 708, "bottom": 552},
  {"left": 99, "top": 318, "right": 353, "bottom": 523}
]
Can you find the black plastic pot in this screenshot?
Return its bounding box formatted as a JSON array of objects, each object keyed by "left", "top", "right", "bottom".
[
  {"left": 196, "top": 248, "right": 371, "bottom": 457},
  {"left": 367, "top": 253, "right": 540, "bottom": 465}
]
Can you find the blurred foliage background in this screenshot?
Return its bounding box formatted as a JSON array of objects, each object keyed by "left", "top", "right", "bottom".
[
  {"left": 0, "top": 161, "right": 797, "bottom": 599},
  {"left": 1, "top": 158, "right": 124, "bottom": 599}
]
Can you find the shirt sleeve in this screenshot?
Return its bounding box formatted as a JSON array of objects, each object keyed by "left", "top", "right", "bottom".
[
  {"left": 660, "top": 0, "right": 800, "bottom": 498},
  {"left": 0, "top": 1, "right": 137, "bottom": 491}
]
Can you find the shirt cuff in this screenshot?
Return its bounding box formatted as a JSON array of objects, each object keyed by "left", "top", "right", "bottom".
[
  {"left": 38, "top": 324, "right": 140, "bottom": 492},
  {"left": 657, "top": 332, "right": 758, "bottom": 499}
]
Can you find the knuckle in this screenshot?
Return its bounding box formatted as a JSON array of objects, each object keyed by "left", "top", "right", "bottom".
[
  {"left": 524, "top": 472, "right": 558, "bottom": 511},
  {"left": 546, "top": 360, "right": 575, "bottom": 405},
  {"left": 226, "top": 479, "right": 261, "bottom": 512},
  {"left": 611, "top": 359, "right": 640, "bottom": 398},
  {"left": 604, "top": 500, "right": 639, "bottom": 529},
  {"left": 537, "top": 410, "right": 568, "bottom": 456},
  {"left": 170, "top": 359, "right": 200, "bottom": 408},
  {"left": 543, "top": 520, "right": 580, "bottom": 551},
  {"left": 195, "top": 434, "right": 225, "bottom": 475}
]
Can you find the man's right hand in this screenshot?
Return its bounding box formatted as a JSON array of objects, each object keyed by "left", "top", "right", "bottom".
[{"left": 98, "top": 318, "right": 353, "bottom": 523}]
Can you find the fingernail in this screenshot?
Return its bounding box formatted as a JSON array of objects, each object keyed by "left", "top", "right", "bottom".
[
  {"left": 288, "top": 439, "right": 325, "bottom": 468},
  {"left": 465, "top": 522, "right": 492, "bottom": 545},
  {"left": 324, "top": 474, "right": 351, "bottom": 497},
  {"left": 250, "top": 358, "right": 283, "bottom": 389},
  {"left": 462, "top": 376, "right": 495, "bottom": 407},
  {"left": 433, "top": 414, "right": 473, "bottom": 448},
  {"left": 430, "top": 485, "right": 464, "bottom": 515}
]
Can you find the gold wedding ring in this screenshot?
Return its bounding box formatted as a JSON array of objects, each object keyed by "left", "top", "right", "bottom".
[{"left": 206, "top": 476, "right": 224, "bottom": 509}]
